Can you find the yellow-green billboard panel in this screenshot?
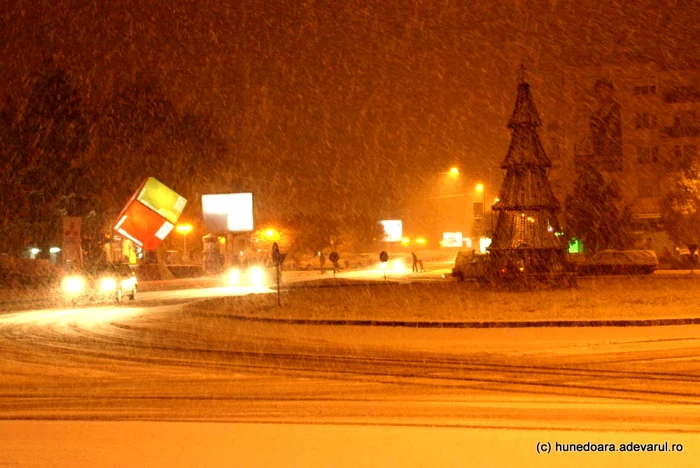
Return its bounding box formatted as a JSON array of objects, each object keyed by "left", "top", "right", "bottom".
[{"left": 136, "top": 177, "right": 187, "bottom": 224}]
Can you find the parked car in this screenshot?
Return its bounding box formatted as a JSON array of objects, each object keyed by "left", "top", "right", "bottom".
[
  {"left": 281, "top": 252, "right": 318, "bottom": 271},
  {"left": 451, "top": 251, "right": 577, "bottom": 287},
  {"left": 451, "top": 251, "right": 473, "bottom": 281},
  {"left": 659, "top": 249, "right": 700, "bottom": 270},
  {"left": 342, "top": 253, "right": 373, "bottom": 269},
  {"left": 287, "top": 252, "right": 372, "bottom": 271},
  {"left": 577, "top": 250, "right": 658, "bottom": 275},
  {"left": 451, "top": 252, "right": 503, "bottom": 284},
  {"left": 61, "top": 263, "right": 138, "bottom": 304}
]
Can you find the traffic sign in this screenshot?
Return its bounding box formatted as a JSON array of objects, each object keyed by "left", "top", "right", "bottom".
[{"left": 272, "top": 242, "right": 281, "bottom": 265}]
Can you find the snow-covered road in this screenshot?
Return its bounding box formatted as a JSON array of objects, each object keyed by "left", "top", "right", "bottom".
[
  {"left": 2, "top": 292, "right": 700, "bottom": 431},
  {"left": 4, "top": 274, "right": 700, "bottom": 466}
]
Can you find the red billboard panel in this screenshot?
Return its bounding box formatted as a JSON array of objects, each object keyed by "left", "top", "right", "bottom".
[{"left": 114, "top": 199, "right": 175, "bottom": 251}]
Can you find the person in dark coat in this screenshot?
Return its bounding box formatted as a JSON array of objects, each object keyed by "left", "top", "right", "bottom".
[
  {"left": 412, "top": 252, "right": 418, "bottom": 272},
  {"left": 319, "top": 252, "right": 326, "bottom": 274}
]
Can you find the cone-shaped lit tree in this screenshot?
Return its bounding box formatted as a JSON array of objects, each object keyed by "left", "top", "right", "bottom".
[{"left": 488, "top": 72, "right": 572, "bottom": 287}]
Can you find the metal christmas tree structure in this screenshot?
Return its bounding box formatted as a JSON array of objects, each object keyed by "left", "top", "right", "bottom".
[{"left": 488, "top": 72, "right": 572, "bottom": 286}]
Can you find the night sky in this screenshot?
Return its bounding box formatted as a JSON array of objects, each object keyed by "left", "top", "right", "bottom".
[{"left": 2, "top": 0, "right": 700, "bottom": 227}]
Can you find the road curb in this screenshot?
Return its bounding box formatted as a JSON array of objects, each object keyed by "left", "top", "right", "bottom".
[{"left": 186, "top": 310, "right": 700, "bottom": 328}]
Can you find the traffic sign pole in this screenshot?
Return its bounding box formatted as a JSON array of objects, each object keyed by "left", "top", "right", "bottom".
[
  {"left": 379, "top": 251, "right": 389, "bottom": 281},
  {"left": 272, "top": 242, "right": 281, "bottom": 307}
]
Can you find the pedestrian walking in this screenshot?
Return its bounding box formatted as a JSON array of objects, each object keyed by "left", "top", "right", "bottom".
[
  {"left": 412, "top": 252, "right": 418, "bottom": 272},
  {"left": 329, "top": 251, "right": 340, "bottom": 276},
  {"left": 319, "top": 251, "right": 326, "bottom": 274}
]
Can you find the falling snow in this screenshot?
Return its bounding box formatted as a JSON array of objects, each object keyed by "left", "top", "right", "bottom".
[{"left": 3, "top": 2, "right": 700, "bottom": 465}]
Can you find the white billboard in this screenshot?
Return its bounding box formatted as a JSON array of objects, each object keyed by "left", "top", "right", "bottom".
[
  {"left": 380, "top": 220, "right": 402, "bottom": 242},
  {"left": 202, "top": 193, "right": 254, "bottom": 233},
  {"left": 442, "top": 232, "right": 463, "bottom": 248},
  {"left": 479, "top": 237, "right": 492, "bottom": 254}
]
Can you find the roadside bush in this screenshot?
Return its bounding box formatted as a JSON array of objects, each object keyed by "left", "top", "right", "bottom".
[{"left": 0, "top": 255, "right": 61, "bottom": 289}]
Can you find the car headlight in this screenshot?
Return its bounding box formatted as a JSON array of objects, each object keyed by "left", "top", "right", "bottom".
[
  {"left": 62, "top": 276, "right": 85, "bottom": 294},
  {"left": 99, "top": 277, "right": 118, "bottom": 292},
  {"left": 247, "top": 266, "right": 266, "bottom": 286},
  {"left": 225, "top": 268, "right": 241, "bottom": 286}
]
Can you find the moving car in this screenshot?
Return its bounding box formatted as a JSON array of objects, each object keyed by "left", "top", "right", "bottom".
[
  {"left": 223, "top": 264, "right": 270, "bottom": 287},
  {"left": 577, "top": 250, "right": 658, "bottom": 275},
  {"left": 61, "top": 263, "right": 138, "bottom": 304}
]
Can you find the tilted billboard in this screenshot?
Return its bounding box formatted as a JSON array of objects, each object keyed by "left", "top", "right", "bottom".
[{"left": 114, "top": 178, "right": 186, "bottom": 250}]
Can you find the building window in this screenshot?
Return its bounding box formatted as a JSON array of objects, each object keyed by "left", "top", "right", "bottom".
[
  {"left": 634, "top": 85, "right": 657, "bottom": 95},
  {"left": 638, "top": 179, "right": 661, "bottom": 197},
  {"left": 674, "top": 110, "right": 698, "bottom": 129},
  {"left": 636, "top": 146, "right": 659, "bottom": 164},
  {"left": 684, "top": 144, "right": 697, "bottom": 168},
  {"left": 669, "top": 145, "right": 697, "bottom": 171},
  {"left": 663, "top": 111, "right": 700, "bottom": 138},
  {"left": 635, "top": 113, "right": 657, "bottom": 129},
  {"left": 664, "top": 86, "right": 700, "bottom": 103}
]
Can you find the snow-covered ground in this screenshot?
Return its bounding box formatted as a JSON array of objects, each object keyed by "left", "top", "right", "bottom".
[
  {"left": 3, "top": 422, "right": 699, "bottom": 468},
  {"left": 2, "top": 272, "right": 700, "bottom": 466},
  {"left": 190, "top": 275, "right": 700, "bottom": 323}
]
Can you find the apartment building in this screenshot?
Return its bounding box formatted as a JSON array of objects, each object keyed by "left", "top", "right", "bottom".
[{"left": 544, "top": 62, "right": 700, "bottom": 252}]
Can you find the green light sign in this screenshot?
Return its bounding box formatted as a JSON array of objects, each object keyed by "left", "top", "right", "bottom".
[{"left": 568, "top": 238, "right": 582, "bottom": 254}]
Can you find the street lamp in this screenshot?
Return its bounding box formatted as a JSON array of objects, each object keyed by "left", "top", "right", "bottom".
[
  {"left": 475, "top": 183, "right": 486, "bottom": 212},
  {"left": 176, "top": 224, "right": 193, "bottom": 261},
  {"left": 264, "top": 228, "right": 280, "bottom": 241}
]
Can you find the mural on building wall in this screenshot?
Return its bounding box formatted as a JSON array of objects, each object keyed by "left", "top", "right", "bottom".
[{"left": 590, "top": 79, "right": 623, "bottom": 172}]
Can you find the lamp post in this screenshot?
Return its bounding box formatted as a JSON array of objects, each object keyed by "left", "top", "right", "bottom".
[
  {"left": 475, "top": 183, "right": 486, "bottom": 237},
  {"left": 428, "top": 169, "right": 488, "bottom": 248},
  {"left": 176, "top": 224, "right": 193, "bottom": 262}
]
